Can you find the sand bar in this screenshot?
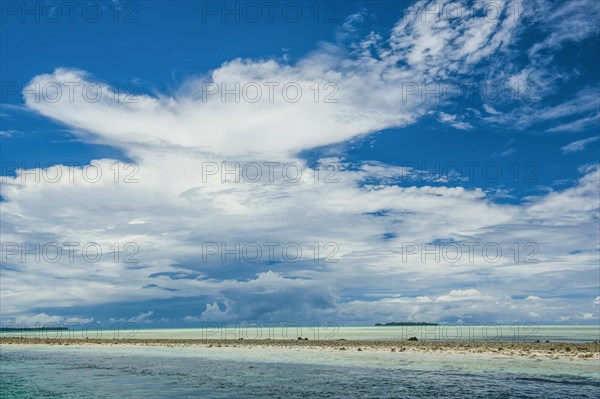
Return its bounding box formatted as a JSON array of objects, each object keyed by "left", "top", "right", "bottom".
[{"left": 2, "top": 338, "right": 598, "bottom": 361}]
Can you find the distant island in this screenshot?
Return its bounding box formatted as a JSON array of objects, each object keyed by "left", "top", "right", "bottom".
[
  {"left": 374, "top": 322, "right": 438, "bottom": 326},
  {"left": 0, "top": 327, "right": 69, "bottom": 331}
]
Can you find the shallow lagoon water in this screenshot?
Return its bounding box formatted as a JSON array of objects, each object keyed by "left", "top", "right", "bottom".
[
  {"left": 4, "top": 325, "right": 599, "bottom": 343},
  {"left": 1, "top": 343, "right": 599, "bottom": 398}
]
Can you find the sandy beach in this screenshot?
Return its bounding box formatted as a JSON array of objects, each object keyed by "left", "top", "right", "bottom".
[{"left": 2, "top": 337, "right": 598, "bottom": 361}]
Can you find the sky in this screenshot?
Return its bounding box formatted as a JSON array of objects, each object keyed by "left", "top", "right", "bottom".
[{"left": 0, "top": 0, "right": 599, "bottom": 329}]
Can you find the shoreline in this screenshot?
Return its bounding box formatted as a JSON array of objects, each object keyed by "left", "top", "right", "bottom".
[{"left": 2, "top": 338, "right": 598, "bottom": 361}]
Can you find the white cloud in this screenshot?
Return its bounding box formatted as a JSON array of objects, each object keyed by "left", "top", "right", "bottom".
[
  {"left": 498, "top": 148, "right": 516, "bottom": 157},
  {"left": 128, "top": 311, "right": 155, "bottom": 323},
  {"left": 335, "top": 289, "right": 599, "bottom": 325},
  {"left": 108, "top": 311, "right": 159, "bottom": 324},
  {"left": 21, "top": 1, "right": 537, "bottom": 159},
  {"left": 561, "top": 135, "right": 600, "bottom": 153},
  {"left": 1, "top": 0, "right": 599, "bottom": 324},
  {"left": 2, "top": 158, "right": 598, "bottom": 323},
  {"left": 482, "top": 0, "right": 600, "bottom": 130},
  {"left": 0, "top": 130, "right": 23, "bottom": 138},
  {"left": 9, "top": 313, "right": 94, "bottom": 327},
  {"left": 436, "top": 289, "right": 485, "bottom": 303},
  {"left": 438, "top": 112, "right": 473, "bottom": 130},
  {"left": 550, "top": 115, "right": 600, "bottom": 133},
  {"left": 528, "top": 0, "right": 600, "bottom": 55},
  {"left": 483, "top": 104, "right": 502, "bottom": 116},
  {"left": 526, "top": 164, "right": 600, "bottom": 223},
  {"left": 484, "top": 88, "right": 600, "bottom": 130}
]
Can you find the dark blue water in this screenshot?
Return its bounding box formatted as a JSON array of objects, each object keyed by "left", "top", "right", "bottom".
[{"left": 1, "top": 345, "right": 598, "bottom": 398}]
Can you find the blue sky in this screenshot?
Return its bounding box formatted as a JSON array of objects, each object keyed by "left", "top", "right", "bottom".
[{"left": 1, "top": 0, "right": 599, "bottom": 328}]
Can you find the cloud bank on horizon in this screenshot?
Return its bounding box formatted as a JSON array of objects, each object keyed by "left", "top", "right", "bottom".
[{"left": 1, "top": 0, "right": 599, "bottom": 326}]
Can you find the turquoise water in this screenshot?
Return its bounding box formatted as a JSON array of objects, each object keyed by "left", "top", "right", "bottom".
[
  {"left": 1, "top": 344, "right": 598, "bottom": 398},
  {"left": 3, "top": 325, "right": 599, "bottom": 342}
]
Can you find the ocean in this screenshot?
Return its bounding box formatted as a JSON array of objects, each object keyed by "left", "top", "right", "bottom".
[
  {"left": 1, "top": 326, "right": 599, "bottom": 398},
  {"left": 2, "top": 325, "right": 599, "bottom": 343}
]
